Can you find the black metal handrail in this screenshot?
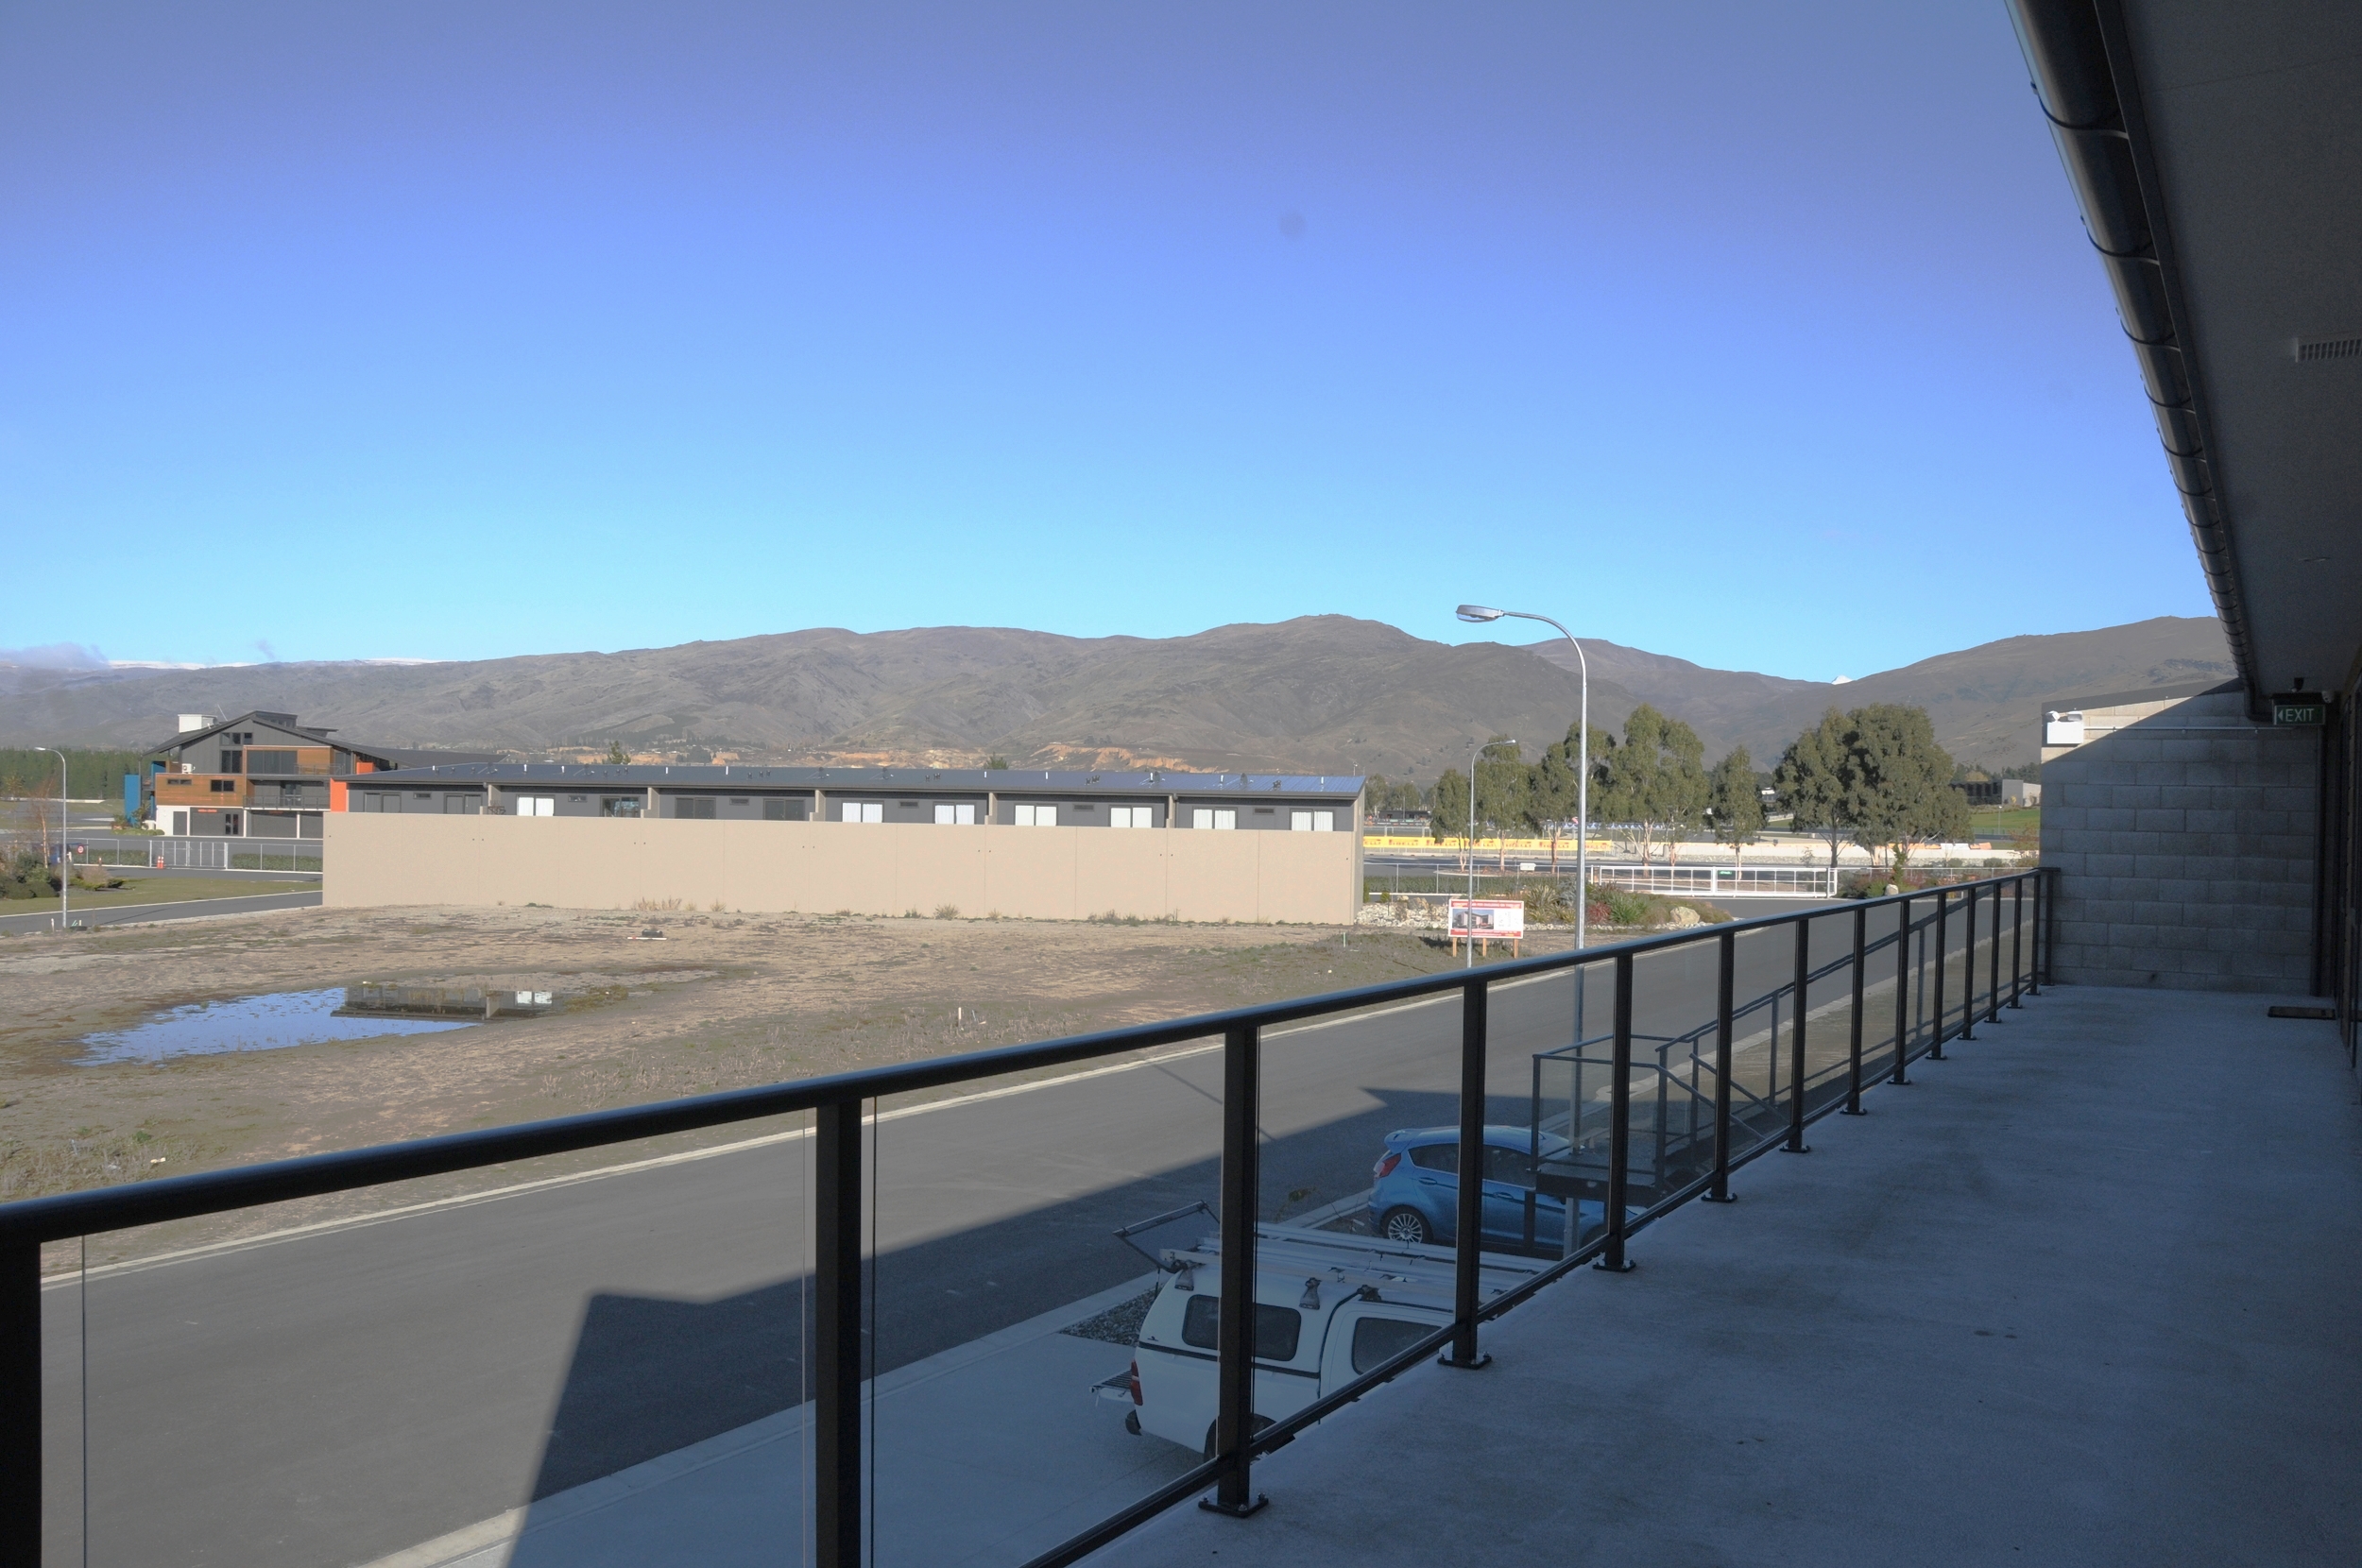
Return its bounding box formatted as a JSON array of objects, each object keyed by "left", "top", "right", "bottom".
[{"left": 0, "top": 867, "right": 2055, "bottom": 1568}]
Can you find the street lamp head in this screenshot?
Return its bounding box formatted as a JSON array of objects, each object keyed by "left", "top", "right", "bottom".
[{"left": 1455, "top": 605, "right": 1504, "bottom": 623}]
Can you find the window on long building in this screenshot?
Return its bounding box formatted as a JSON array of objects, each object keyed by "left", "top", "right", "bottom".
[
  {"left": 1289, "top": 810, "right": 1337, "bottom": 831},
  {"left": 1190, "top": 808, "right": 1237, "bottom": 829},
  {"left": 841, "top": 801, "right": 883, "bottom": 823},
  {"left": 1012, "top": 804, "right": 1057, "bottom": 827},
  {"left": 933, "top": 803, "right": 977, "bottom": 825},
  {"left": 1110, "top": 806, "right": 1154, "bottom": 827},
  {"left": 676, "top": 797, "right": 716, "bottom": 819}
]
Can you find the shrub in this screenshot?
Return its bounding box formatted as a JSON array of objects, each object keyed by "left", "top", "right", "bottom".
[
  {"left": 933, "top": 904, "right": 959, "bottom": 919},
  {"left": 0, "top": 852, "right": 56, "bottom": 901}
]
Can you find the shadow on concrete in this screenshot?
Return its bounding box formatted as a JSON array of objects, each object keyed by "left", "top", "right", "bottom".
[{"left": 516, "top": 1082, "right": 1525, "bottom": 1514}]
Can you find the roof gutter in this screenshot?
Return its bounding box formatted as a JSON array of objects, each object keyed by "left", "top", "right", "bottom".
[{"left": 2004, "top": 0, "right": 2261, "bottom": 712}]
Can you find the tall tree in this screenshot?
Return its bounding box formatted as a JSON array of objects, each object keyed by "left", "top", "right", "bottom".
[
  {"left": 1429, "top": 767, "right": 1471, "bottom": 866},
  {"left": 1525, "top": 721, "right": 1607, "bottom": 872},
  {"left": 1706, "top": 746, "right": 1764, "bottom": 873},
  {"left": 1602, "top": 705, "right": 1707, "bottom": 864},
  {"left": 1647, "top": 714, "right": 1709, "bottom": 867},
  {"left": 1594, "top": 715, "right": 1655, "bottom": 861},
  {"left": 1774, "top": 708, "right": 1855, "bottom": 873},
  {"left": 1844, "top": 704, "right": 1971, "bottom": 873},
  {"left": 1474, "top": 739, "right": 1527, "bottom": 872}
]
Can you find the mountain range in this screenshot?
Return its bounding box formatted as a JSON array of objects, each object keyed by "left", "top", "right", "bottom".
[{"left": 0, "top": 615, "right": 2233, "bottom": 781}]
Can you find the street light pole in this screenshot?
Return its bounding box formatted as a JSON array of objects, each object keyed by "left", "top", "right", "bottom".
[
  {"left": 33, "top": 746, "right": 65, "bottom": 930},
  {"left": 1462, "top": 735, "right": 1513, "bottom": 969},
  {"left": 1456, "top": 606, "right": 1588, "bottom": 952}
]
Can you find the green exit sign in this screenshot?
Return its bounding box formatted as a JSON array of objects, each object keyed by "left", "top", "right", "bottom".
[{"left": 2273, "top": 700, "right": 2326, "bottom": 726}]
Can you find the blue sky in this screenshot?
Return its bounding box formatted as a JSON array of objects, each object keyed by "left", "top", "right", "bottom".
[{"left": 0, "top": 2, "right": 2205, "bottom": 680}]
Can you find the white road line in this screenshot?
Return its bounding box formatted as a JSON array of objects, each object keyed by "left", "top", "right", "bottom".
[{"left": 40, "top": 968, "right": 1586, "bottom": 1287}]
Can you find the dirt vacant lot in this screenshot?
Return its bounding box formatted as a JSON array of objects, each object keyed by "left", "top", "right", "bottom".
[{"left": 3, "top": 905, "right": 1578, "bottom": 1262}]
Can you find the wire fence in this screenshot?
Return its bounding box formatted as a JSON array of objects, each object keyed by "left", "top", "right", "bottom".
[
  {"left": 54, "top": 834, "right": 323, "bottom": 874},
  {"left": 1367, "top": 862, "right": 1841, "bottom": 899}
]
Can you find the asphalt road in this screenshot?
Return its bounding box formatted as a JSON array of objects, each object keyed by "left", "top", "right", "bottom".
[
  {"left": 0, "top": 889, "right": 322, "bottom": 938},
  {"left": 33, "top": 903, "right": 1967, "bottom": 1568}
]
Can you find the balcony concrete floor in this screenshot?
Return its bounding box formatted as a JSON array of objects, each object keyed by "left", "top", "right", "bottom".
[{"left": 1091, "top": 986, "right": 2362, "bottom": 1568}]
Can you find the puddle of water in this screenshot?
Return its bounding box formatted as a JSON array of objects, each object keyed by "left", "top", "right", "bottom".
[{"left": 77, "top": 989, "right": 474, "bottom": 1065}]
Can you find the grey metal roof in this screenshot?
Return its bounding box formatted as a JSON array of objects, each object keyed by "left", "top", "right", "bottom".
[
  {"left": 153, "top": 712, "right": 488, "bottom": 770},
  {"left": 153, "top": 710, "right": 336, "bottom": 752},
  {"left": 345, "top": 762, "right": 1365, "bottom": 797},
  {"left": 367, "top": 746, "right": 504, "bottom": 770}
]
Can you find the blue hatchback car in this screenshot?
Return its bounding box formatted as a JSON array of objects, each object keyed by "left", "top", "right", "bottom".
[{"left": 1367, "top": 1125, "right": 1584, "bottom": 1253}]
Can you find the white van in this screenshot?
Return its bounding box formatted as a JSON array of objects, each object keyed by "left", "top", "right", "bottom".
[{"left": 1105, "top": 1224, "right": 1544, "bottom": 1457}]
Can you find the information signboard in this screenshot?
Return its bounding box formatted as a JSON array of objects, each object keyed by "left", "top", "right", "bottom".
[
  {"left": 2272, "top": 699, "right": 2326, "bottom": 726},
  {"left": 1446, "top": 898, "right": 1525, "bottom": 938}
]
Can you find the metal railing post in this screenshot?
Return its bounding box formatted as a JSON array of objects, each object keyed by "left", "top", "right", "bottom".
[
  {"left": 2029, "top": 872, "right": 2045, "bottom": 996},
  {"left": 1705, "top": 929, "right": 1737, "bottom": 1200},
  {"left": 1443, "top": 981, "right": 1491, "bottom": 1368},
  {"left": 1891, "top": 895, "right": 1912, "bottom": 1083},
  {"left": 1959, "top": 885, "right": 1977, "bottom": 1041},
  {"left": 1596, "top": 951, "right": 1637, "bottom": 1273},
  {"left": 0, "top": 1237, "right": 37, "bottom": 1568},
  {"left": 1988, "top": 878, "right": 2005, "bottom": 1023},
  {"left": 1843, "top": 899, "right": 1868, "bottom": 1116},
  {"left": 1930, "top": 888, "right": 1949, "bottom": 1059},
  {"left": 1784, "top": 914, "right": 1811, "bottom": 1153},
  {"left": 2010, "top": 876, "right": 2027, "bottom": 1007},
  {"left": 813, "top": 1098, "right": 864, "bottom": 1568},
  {"left": 1205, "top": 1022, "right": 1269, "bottom": 1516}
]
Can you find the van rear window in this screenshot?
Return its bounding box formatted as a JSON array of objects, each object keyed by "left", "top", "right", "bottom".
[
  {"left": 1350, "top": 1317, "right": 1432, "bottom": 1374},
  {"left": 1180, "top": 1294, "right": 1303, "bottom": 1361}
]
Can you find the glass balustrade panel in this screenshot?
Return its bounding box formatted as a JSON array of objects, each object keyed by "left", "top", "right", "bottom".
[{"left": 71, "top": 1114, "right": 813, "bottom": 1568}]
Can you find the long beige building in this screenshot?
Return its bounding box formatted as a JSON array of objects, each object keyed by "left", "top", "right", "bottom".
[{"left": 324, "top": 763, "right": 1365, "bottom": 924}]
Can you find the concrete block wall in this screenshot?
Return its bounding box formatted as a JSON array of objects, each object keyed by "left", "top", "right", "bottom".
[
  {"left": 2040, "top": 690, "right": 2319, "bottom": 992},
  {"left": 323, "top": 810, "right": 1362, "bottom": 924}
]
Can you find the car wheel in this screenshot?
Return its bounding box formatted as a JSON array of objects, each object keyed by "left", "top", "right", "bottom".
[{"left": 1378, "top": 1206, "right": 1431, "bottom": 1245}]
